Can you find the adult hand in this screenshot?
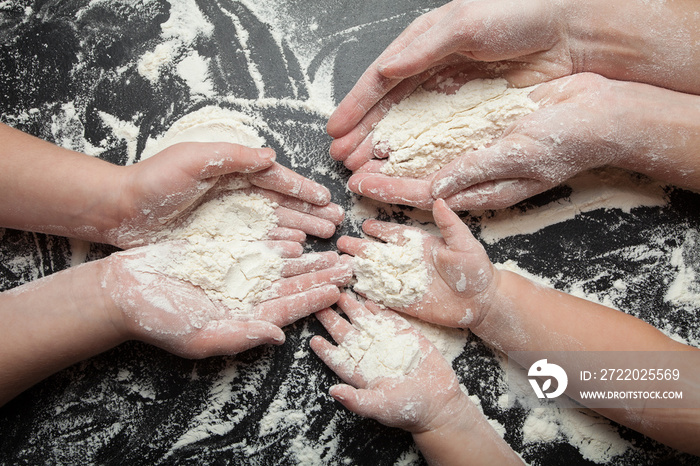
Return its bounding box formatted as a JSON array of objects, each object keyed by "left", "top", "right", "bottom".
[
  {"left": 327, "top": 0, "right": 572, "bottom": 170},
  {"left": 344, "top": 73, "right": 700, "bottom": 211},
  {"left": 337, "top": 200, "right": 497, "bottom": 328},
  {"left": 431, "top": 73, "right": 700, "bottom": 210},
  {"left": 310, "top": 294, "right": 472, "bottom": 433},
  {"left": 328, "top": 0, "right": 699, "bottom": 171},
  {"left": 103, "top": 242, "right": 353, "bottom": 358},
  {"left": 104, "top": 142, "right": 344, "bottom": 248}
]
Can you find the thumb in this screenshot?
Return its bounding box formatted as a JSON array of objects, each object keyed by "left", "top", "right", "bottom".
[
  {"left": 162, "top": 142, "right": 276, "bottom": 181},
  {"left": 432, "top": 199, "right": 476, "bottom": 251}
]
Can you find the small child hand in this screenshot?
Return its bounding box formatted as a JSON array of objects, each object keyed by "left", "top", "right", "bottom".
[
  {"left": 337, "top": 199, "right": 497, "bottom": 329},
  {"left": 310, "top": 294, "right": 472, "bottom": 433},
  {"left": 105, "top": 142, "right": 344, "bottom": 248},
  {"left": 103, "top": 242, "right": 352, "bottom": 358}
]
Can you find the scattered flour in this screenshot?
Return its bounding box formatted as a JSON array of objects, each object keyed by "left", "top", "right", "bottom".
[
  {"left": 664, "top": 229, "right": 700, "bottom": 310},
  {"left": 137, "top": 0, "right": 214, "bottom": 84},
  {"left": 373, "top": 78, "right": 538, "bottom": 178},
  {"left": 353, "top": 229, "right": 429, "bottom": 308},
  {"left": 479, "top": 169, "right": 668, "bottom": 244},
  {"left": 329, "top": 311, "right": 423, "bottom": 382}
]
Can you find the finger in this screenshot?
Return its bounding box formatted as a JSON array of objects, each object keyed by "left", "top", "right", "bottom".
[
  {"left": 444, "top": 178, "right": 548, "bottom": 211},
  {"left": 251, "top": 188, "right": 345, "bottom": 225},
  {"left": 341, "top": 135, "right": 380, "bottom": 171},
  {"left": 336, "top": 293, "right": 373, "bottom": 327},
  {"left": 376, "top": 4, "right": 455, "bottom": 78},
  {"left": 310, "top": 337, "right": 363, "bottom": 386},
  {"left": 275, "top": 206, "right": 338, "bottom": 239},
  {"left": 248, "top": 163, "right": 331, "bottom": 206},
  {"left": 361, "top": 219, "right": 417, "bottom": 245},
  {"left": 329, "top": 385, "right": 388, "bottom": 418},
  {"left": 329, "top": 69, "right": 441, "bottom": 161},
  {"left": 181, "top": 320, "right": 284, "bottom": 358},
  {"left": 265, "top": 240, "right": 304, "bottom": 258},
  {"left": 266, "top": 262, "right": 353, "bottom": 299},
  {"left": 432, "top": 199, "right": 473, "bottom": 251},
  {"left": 267, "top": 227, "right": 306, "bottom": 242},
  {"left": 162, "top": 143, "right": 277, "bottom": 180},
  {"left": 314, "top": 307, "right": 358, "bottom": 344},
  {"left": 348, "top": 173, "right": 434, "bottom": 209},
  {"left": 256, "top": 285, "right": 342, "bottom": 328},
  {"left": 281, "top": 251, "right": 340, "bottom": 277},
  {"left": 326, "top": 6, "right": 447, "bottom": 139},
  {"left": 354, "top": 159, "right": 385, "bottom": 174},
  {"left": 430, "top": 138, "right": 540, "bottom": 200},
  {"left": 336, "top": 236, "right": 370, "bottom": 257}
]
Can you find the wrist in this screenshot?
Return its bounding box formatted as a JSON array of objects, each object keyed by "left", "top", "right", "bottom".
[
  {"left": 608, "top": 82, "right": 700, "bottom": 189},
  {"left": 89, "top": 257, "right": 132, "bottom": 344},
  {"left": 563, "top": 0, "right": 700, "bottom": 93}
]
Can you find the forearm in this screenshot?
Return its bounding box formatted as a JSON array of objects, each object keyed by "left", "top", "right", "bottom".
[
  {"left": 0, "top": 261, "right": 126, "bottom": 406},
  {"left": 412, "top": 394, "right": 523, "bottom": 465},
  {"left": 472, "top": 270, "right": 700, "bottom": 453},
  {"left": 474, "top": 270, "right": 687, "bottom": 353},
  {"left": 611, "top": 82, "right": 700, "bottom": 191},
  {"left": 564, "top": 0, "right": 700, "bottom": 94},
  {"left": 0, "top": 123, "right": 124, "bottom": 241}
]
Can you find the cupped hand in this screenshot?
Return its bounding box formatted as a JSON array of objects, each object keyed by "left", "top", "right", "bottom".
[
  {"left": 102, "top": 242, "right": 353, "bottom": 359},
  {"left": 337, "top": 200, "right": 497, "bottom": 329},
  {"left": 310, "top": 294, "right": 472, "bottom": 433},
  {"left": 430, "top": 73, "right": 671, "bottom": 210},
  {"left": 104, "top": 142, "right": 344, "bottom": 248},
  {"left": 345, "top": 73, "right": 682, "bottom": 211},
  {"left": 327, "top": 0, "right": 571, "bottom": 168}
]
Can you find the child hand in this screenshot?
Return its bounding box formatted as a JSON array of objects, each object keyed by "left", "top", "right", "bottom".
[
  {"left": 310, "top": 294, "right": 472, "bottom": 433},
  {"left": 103, "top": 142, "right": 344, "bottom": 248},
  {"left": 337, "top": 199, "right": 497, "bottom": 329},
  {"left": 102, "top": 242, "right": 352, "bottom": 358}
]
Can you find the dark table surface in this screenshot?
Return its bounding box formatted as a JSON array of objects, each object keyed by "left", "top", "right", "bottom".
[{"left": 1, "top": 1, "right": 700, "bottom": 464}]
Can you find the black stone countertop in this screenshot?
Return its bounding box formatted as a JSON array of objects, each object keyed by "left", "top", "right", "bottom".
[{"left": 1, "top": 1, "right": 699, "bottom": 464}]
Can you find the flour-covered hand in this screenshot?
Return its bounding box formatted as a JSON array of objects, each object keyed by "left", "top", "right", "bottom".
[
  {"left": 337, "top": 200, "right": 496, "bottom": 329},
  {"left": 431, "top": 73, "right": 700, "bottom": 210},
  {"left": 328, "top": 0, "right": 700, "bottom": 170},
  {"left": 102, "top": 243, "right": 352, "bottom": 359},
  {"left": 105, "top": 142, "right": 343, "bottom": 248},
  {"left": 326, "top": 0, "right": 570, "bottom": 170},
  {"left": 310, "top": 294, "right": 471, "bottom": 433}
]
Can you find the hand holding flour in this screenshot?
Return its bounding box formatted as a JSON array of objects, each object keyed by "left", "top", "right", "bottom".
[
  {"left": 343, "top": 73, "right": 700, "bottom": 211},
  {"left": 310, "top": 294, "right": 523, "bottom": 465},
  {"left": 338, "top": 200, "right": 497, "bottom": 329},
  {"left": 103, "top": 244, "right": 352, "bottom": 359},
  {"left": 328, "top": 0, "right": 700, "bottom": 168},
  {"left": 432, "top": 74, "right": 700, "bottom": 210},
  {"left": 106, "top": 142, "right": 344, "bottom": 248},
  {"left": 0, "top": 124, "right": 343, "bottom": 246}
]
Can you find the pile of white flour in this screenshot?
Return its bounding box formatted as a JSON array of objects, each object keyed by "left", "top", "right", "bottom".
[
  {"left": 329, "top": 311, "right": 423, "bottom": 382},
  {"left": 124, "top": 108, "right": 284, "bottom": 317},
  {"left": 353, "top": 229, "right": 429, "bottom": 308},
  {"left": 373, "top": 78, "right": 538, "bottom": 178}
]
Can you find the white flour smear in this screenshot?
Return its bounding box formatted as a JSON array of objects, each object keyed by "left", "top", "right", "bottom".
[
  {"left": 353, "top": 229, "right": 430, "bottom": 308},
  {"left": 329, "top": 312, "right": 423, "bottom": 383},
  {"left": 479, "top": 169, "right": 669, "bottom": 244},
  {"left": 373, "top": 78, "right": 538, "bottom": 178}
]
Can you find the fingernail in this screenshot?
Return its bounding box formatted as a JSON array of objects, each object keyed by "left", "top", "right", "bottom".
[{"left": 377, "top": 55, "right": 398, "bottom": 74}]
